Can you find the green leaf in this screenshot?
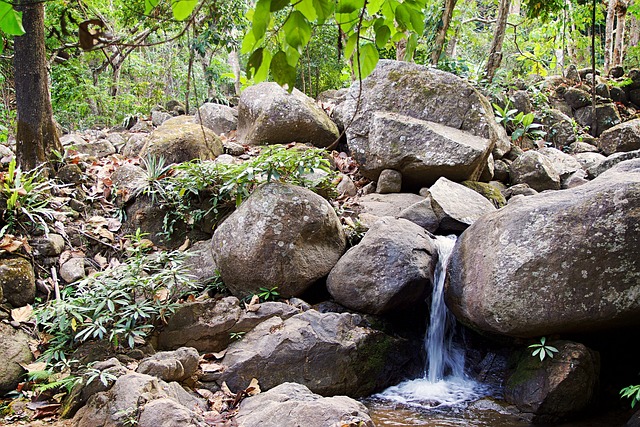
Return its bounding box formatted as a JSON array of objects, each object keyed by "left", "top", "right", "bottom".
[
  {"left": 408, "top": 6, "right": 425, "bottom": 34},
  {"left": 354, "top": 42, "right": 379, "bottom": 79},
  {"left": 246, "top": 48, "right": 264, "bottom": 79},
  {"left": 270, "top": 0, "right": 289, "bottom": 12},
  {"left": 375, "top": 24, "right": 391, "bottom": 48},
  {"left": 367, "top": 0, "right": 385, "bottom": 15},
  {"left": 171, "top": 0, "right": 197, "bottom": 20},
  {"left": 394, "top": 3, "right": 410, "bottom": 30},
  {"left": 0, "top": 1, "right": 25, "bottom": 36},
  {"left": 337, "top": 0, "right": 360, "bottom": 14},
  {"left": 295, "top": 0, "right": 317, "bottom": 20},
  {"left": 241, "top": 28, "right": 258, "bottom": 54},
  {"left": 404, "top": 32, "right": 417, "bottom": 61},
  {"left": 270, "top": 50, "right": 297, "bottom": 91},
  {"left": 252, "top": 0, "right": 272, "bottom": 41},
  {"left": 312, "top": 0, "right": 334, "bottom": 24},
  {"left": 255, "top": 49, "right": 272, "bottom": 82},
  {"left": 344, "top": 32, "right": 358, "bottom": 59},
  {"left": 283, "top": 11, "right": 312, "bottom": 52},
  {"left": 144, "top": 0, "right": 160, "bottom": 15}
]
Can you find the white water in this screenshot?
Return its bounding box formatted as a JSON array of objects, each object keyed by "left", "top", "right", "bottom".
[{"left": 376, "top": 235, "right": 485, "bottom": 408}]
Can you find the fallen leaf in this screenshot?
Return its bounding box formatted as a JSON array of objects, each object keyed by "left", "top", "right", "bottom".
[
  {"left": 178, "top": 238, "right": 190, "bottom": 252},
  {"left": 97, "top": 228, "right": 114, "bottom": 242},
  {"left": 20, "top": 361, "right": 48, "bottom": 373},
  {"left": 221, "top": 382, "right": 234, "bottom": 397},
  {"left": 245, "top": 295, "right": 260, "bottom": 313},
  {"left": 87, "top": 216, "right": 108, "bottom": 227},
  {"left": 154, "top": 288, "right": 169, "bottom": 302},
  {"left": 196, "top": 388, "right": 216, "bottom": 400},
  {"left": 33, "top": 403, "right": 61, "bottom": 419},
  {"left": 11, "top": 304, "right": 33, "bottom": 323},
  {"left": 107, "top": 217, "right": 122, "bottom": 232},
  {"left": 200, "top": 363, "right": 224, "bottom": 373},
  {"left": 0, "top": 234, "right": 23, "bottom": 252},
  {"left": 245, "top": 378, "right": 260, "bottom": 396},
  {"left": 94, "top": 253, "right": 108, "bottom": 269}
]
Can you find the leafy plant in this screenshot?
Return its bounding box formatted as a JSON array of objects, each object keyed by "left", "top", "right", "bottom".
[
  {"left": 85, "top": 365, "right": 119, "bottom": 387},
  {"left": 35, "top": 230, "right": 196, "bottom": 362},
  {"left": 257, "top": 286, "right": 280, "bottom": 302},
  {"left": 24, "top": 361, "right": 81, "bottom": 395},
  {"left": 134, "top": 155, "right": 173, "bottom": 203},
  {"left": 0, "top": 158, "right": 57, "bottom": 237},
  {"left": 511, "top": 112, "right": 546, "bottom": 143},
  {"left": 493, "top": 102, "right": 519, "bottom": 129},
  {"left": 528, "top": 337, "right": 559, "bottom": 361},
  {"left": 229, "top": 331, "right": 245, "bottom": 341},
  {"left": 621, "top": 384, "right": 640, "bottom": 408}
]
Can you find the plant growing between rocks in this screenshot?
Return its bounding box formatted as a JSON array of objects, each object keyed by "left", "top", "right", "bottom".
[{"left": 528, "top": 336, "right": 559, "bottom": 361}]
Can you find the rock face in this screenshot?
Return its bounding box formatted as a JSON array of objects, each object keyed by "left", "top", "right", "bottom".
[
  {"left": 327, "top": 217, "right": 437, "bottom": 315},
  {"left": 136, "top": 347, "right": 200, "bottom": 382},
  {"left": 446, "top": 159, "right": 640, "bottom": 337},
  {"left": 237, "top": 82, "right": 339, "bottom": 147},
  {"left": 505, "top": 341, "right": 599, "bottom": 423},
  {"left": 428, "top": 177, "right": 497, "bottom": 232},
  {"left": 0, "top": 257, "right": 36, "bottom": 307},
  {"left": 599, "top": 118, "right": 640, "bottom": 155},
  {"left": 0, "top": 323, "right": 33, "bottom": 393},
  {"left": 214, "top": 310, "right": 419, "bottom": 397},
  {"left": 338, "top": 60, "right": 508, "bottom": 187},
  {"left": 236, "top": 382, "right": 374, "bottom": 427},
  {"left": 587, "top": 149, "right": 640, "bottom": 178},
  {"left": 195, "top": 103, "right": 237, "bottom": 136},
  {"left": 212, "top": 183, "right": 346, "bottom": 298},
  {"left": 140, "top": 119, "right": 223, "bottom": 165},
  {"left": 158, "top": 297, "right": 298, "bottom": 352},
  {"left": 510, "top": 150, "right": 561, "bottom": 192}
]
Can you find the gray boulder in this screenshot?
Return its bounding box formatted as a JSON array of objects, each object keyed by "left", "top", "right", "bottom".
[
  {"left": 0, "top": 323, "right": 33, "bottom": 393},
  {"left": 137, "top": 347, "right": 200, "bottom": 382},
  {"left": 212, "top": 182, "right": 346, "bottom": 298},
  {"left": 195, "top": 103, "right": 237, "bottom": 136},
  {"left": 428, "top": 177, "right": 497, "bottom": 232},
  {"left": 213, "top": 310, "right": 418, "bottom": 397},
  {"left": 563, "top": 87, "right": 591, "bottom": 109},
  {"left": 356, "top": 193, "right": 424, "bottom": 227},
  {"left": 376, "top": 169, "right": 402, "bottom": 193},
  {"left": 238, "top": 82, "right": 339, "bottom": 147},
  {"left": 236, "top": 382, "right": 374, "bottom": 427},
  {"left": 122, "top": 133, "right": 148, "bottom": 158},
  {"left": 141, "top": 119, "right": 223, "bottom": 165},
  {"left": 542, "top": 109, "right": 576, "bottom": 148},
  {"left": 598, "top": 118, "right": 640, "bottom": 155},
  {"left": 587, "top": 149, "right": 640, "bottom": 178},
  {"left": 338, "top": 60, "right": 508, "bottom": 186},
  {"left": 110, "top": 163, "right": 147, "bottom": 206},
  {"left": 574, "top": 103, "right": 621, "bottom": 137},
  {"left": 327, "top": 217, "right": 437, "bottom": 315},
  {"left": 538, "top": 147, "right": 582, "bottom": 185},
  {"left": 183, "top": 240, "right": 218, "bottom": 286},
  {"left": 505, "top": 341, "right": 599, "bottom": 423},
  {"left": 398, "top": 197, "right": 440, "bottom": 232},
  {"left": 138, "top": 398, "right": 206, "bottom": 427},
  {"left": 447, "top": 159, "right": 640, "bottom": 337},
  {"left": 0, "top": 257, "right": 35, "bottom": 307},
  {"left": 151, "top": 111, "right": 172, "bottom": 127},
  {"left": 157, "top": 296, "right": 298, "bottom": 352},
  {"left": 573, "top": 152, "right": 606, "bottom": 170},
  {"left": 510, "top": 150, "right": 561, "bottom": 191}
]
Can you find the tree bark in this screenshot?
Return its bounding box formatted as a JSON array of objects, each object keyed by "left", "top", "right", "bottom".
[
  {"left": 630, "top": 10, "right": 639, "bottom": 49},
  {"left": 13, "top": 0, "right": 62, "bottom": 171},
  {"left": 613, "top": 1, "right": 628, "bottom": 67},
  {"left": 605, "top": 0, "right": 616, "bottom": 72},
  {"left": 484, "top": 0, "right": 511, "bottom": 82},
  {"left": 430, "top": 0, "right": 458, "bottom": 65}
]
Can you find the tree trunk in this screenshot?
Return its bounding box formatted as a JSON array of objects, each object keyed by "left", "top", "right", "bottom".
[
  {"left": 13, "top": 0, "right": 61, "bottom": 171},
  {"left": 430, "top": 0, "right": 458, "bottom": 65},
  {"left": 604, "top": 0, "right": 617, "bottom": 72},
  {"left": 630, "top": 11, "right": 639, "bottom": 49},
  {"left": 484, "top": 0, "right": 511, "bottom": 82},
  {"left": 613, "top": 1, "right": 628, "bottom": 67}
]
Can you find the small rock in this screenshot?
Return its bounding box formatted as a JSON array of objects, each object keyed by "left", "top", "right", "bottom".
[
  {"left": 502, "top": 183, "right": 538, "bottom": 199},
  {"left": 0, "top": 323, "right": 34, "bottom": 393},
  {"left": 563, "top": 170, "right": 589, "bottom": 189},
  {"left": 398, "top": 197, "right": 440, "bottom": 232},
  {"left": 0, "top": 257, "right": 36, "bottom": 307},
  {"left": 60, "top": 257, "right": 85, "bottom": 283},
  {"left": 336, "top": 173, "right": 357, "bottom": 197},
  {"left": 609, "top": 66, "right": 624, "bottom": 78},
  {"left": 57, "top": 164, "right": 84, "bottom": 184},
  {"left": 493, "top": 159, "right": 510, "bottom": 182},
  {"left": 376, "top": 169, "right": 402, "bottom": 194},
  {"left": 32, "top": 233, "right": 65, "bottom": 257},
  {"left": 510, "top": 151, "right": 561, "bottom": 192},
  {"left": 223, "top": 140, "right": 245, "bottom": 156},
  {"left": 151, "top": 110, "right": 172, "bottom": 127},
  {"left": 137, "top": 347, "right": 200, "bottom": 382},
  {"left": 568, "top": 141, "right": 598, "bottom": 153}
]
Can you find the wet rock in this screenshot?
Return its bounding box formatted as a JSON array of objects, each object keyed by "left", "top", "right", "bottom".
[
  {"left": 238, "top": 82, "right": 339, "bottom": 147},
  {"left": 376, "top": 169, "right": 402, "bottom": 193},
  {"left": 236, "top": 382, "right": 374, "bottom": 427},
  {"left": 598, "top": 118, "right": 640, "bottom": 155},
  {"left": 327, "top": 217, "right": 437, "bottom": 315},
  {"left": 0, "top": 323, "right": 33, "bottom": 393},
  {"left": 510, "top": 151, "right": 560, "bottom": 192},
  {"left": 0, "top": 257, "right": 35, "bottom": 307},
  {"left": 447, "top": 159, "right": 640, "bottom": 337}
]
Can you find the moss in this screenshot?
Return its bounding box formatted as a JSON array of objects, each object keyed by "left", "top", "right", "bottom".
[
  {"left": 352, "top": 333, "right": 395, "bottom": 396},
  {"left": 462, "top": 181, "right": 507, "bottom": 208}
]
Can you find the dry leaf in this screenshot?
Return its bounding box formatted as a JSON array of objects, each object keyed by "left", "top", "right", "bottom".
[
  {"left": 221, "top": 382, "right": 234, "bottom": 397},
  {"left": 20, "top": 361, "right": 48, "bottom": 373},
  {"left": 97, "top": 228, "right": 115, "bottom": 242},
  {"left": 94, "top": 253, "right": 109, "bottom": 269},
  {"left": 178, "top": 238, "right": 190, "bottom": 252},
  {"left": 11, "top": 304, "right": 33, "bottom": 323},
  {"left": 196, "top": 388, "right": 215, "bottom": 400},
  {"left": 87, "top": 216, "right": 108, "bottom": 227},
  {"left": 213, "top": 349, "right": 227, "bottom": 359},
  {"left": 154, "top": 288, "right": 169, "bottom": 302},
  {"left": 107, "top": 218, "right": 122, "bottom": 232},
  {"left": 245, "top": 295, "right": 260, "bottom": 313},
  {"left": 245, "top": 378, "right": 260, "bottom": 396},
  {"left": 200, "top": 363, "right": 224, "bottom": 373},
  {"left": 0, "top": 234, "right": 23, "bottom": 252}
]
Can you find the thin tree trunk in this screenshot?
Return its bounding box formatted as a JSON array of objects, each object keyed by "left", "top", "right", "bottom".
[
  {"left": 591, "top": 0, "right": 598, "bottom": 137},
  {"left": 566, "top": 0, "right": 577, "bottom": 62},
  {"left": 613, "top": 1, "right": 628, "bottom": 67},
  {"left": 430, "top": 0, "right": 458, "bottom": 65},
  {"left": 630, "top": 11, "right": 639, "bottom": 50},
  {"left": 604, "top": 0, "right": 617, "bottom": 72},
  {"left": 484, "top": 0, "right": 511, "bottom": 82},
  {"left": 228, "top": 50, "right": 241, "bottom": 96},
  {"left": 14, "top": 0, "right": 62, "bottom": 171}
]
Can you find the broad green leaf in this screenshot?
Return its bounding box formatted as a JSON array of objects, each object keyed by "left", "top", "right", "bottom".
[
  {"left": 270, "top": 0, "right": 289, "bottom": 12},
  {"left": 144, "top": 0, "right": 160, "bottom": 15},
  {"left": 171, "top": 0, "right": 197, "bottom": 21},
  {"left": 246, "top": 47, "right": 264, "bottom": 79},
  {"left": 404, "top": 32, "right": 417, "bottom": 61},
  {"left": 367, "top": 0, "right": 385, "bottom": 15},
  {"left": 295, "top": 0, "right": 317, "bottom": 20},
  {"left": 252, "top": 0, "right": 272, "bottom": 41},
  {"left": 283, "top": 11, "right": 311, "bottom": 52},
  {"left": 254, "top": 49, "right": 272, "bottom": 83},
  {"left": 337, "top": 0, "right": 360, "bottom": 14},
  {"left": 375, "top": 24, "right": 391, "bottom": 48},
  {"left": 344, "top": 32, "right": 358, "bottom": 59},
  {"left": 394, "top": 3, "right": 410, "bottom": 30},
  {"left": 355, "top": 42, "right": 379, "bottom": 79},
  {"left": 312, "top": 0, "right": 334, "bottom": 24},
  {"left": 408, "top": 6, "right": 425, "bottom": 34},
  {"left": 0, "top": 1, "right": 25, "bottom": 36},
  {"left": 241, "top": 28, "right": 258, "bottom": 54},
  {"left": 270, "top": 50, "right": 297, "bottom": 91},
  {"left": 381, "top": 0, "right": 398, "bottom": 21},
  {"left": 284, "top": 44, "right": 301, "bottom": 66}
]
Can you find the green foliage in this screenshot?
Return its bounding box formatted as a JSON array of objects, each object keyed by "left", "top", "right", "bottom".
[
  {"left": 229, "top": 331, "right": 245, "bottom": 341},
  {"left": 35, "top": 230, "right": 196, "bottom": 362},
  {"left": 24, "top": 361, "right": 82, "bottom": 395},
  {"left": 493, "top": 102, "right": 545, "bottom": 143},
  {"left": 0, "top": 158, "right": 57, "bottom": 237},
  {"left": 528, "top": 337, "right": 559, "bottom": 361},
  {"left": 85, "top": 365, "right": 119, "bottom": 387},
  {"left": 0, "top": 0, "right": 25, "bottom": 37},
  {"left": 136, "top": 155, "right": 174, "bottom": 203},
  {"left": 257, "top": 286, "right": 280, "bottom": 301},
  {"left": 620, "top": 384, "right": 640, "bottom": 408},
  {"left": 144, "top": 145, "right": 337, "bottom": 236}
]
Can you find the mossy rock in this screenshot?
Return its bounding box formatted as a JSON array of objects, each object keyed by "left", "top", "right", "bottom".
[
  {"left": 461, "top": 181, "right": 507, "bottom": 208},
  {"left": 0, "top": 257, "right": 35, "bottom": 307}
]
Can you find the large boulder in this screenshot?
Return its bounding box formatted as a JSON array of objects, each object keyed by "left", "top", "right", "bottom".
[
  {"left": 0, "top": 323, "right": 33, "bottom": 393},
  {"left": 337, "top": 60, "right": 508, "bottom": 187},
  {"left": 236, "top": 382, "right": 374, "bottom": 427},
  {"left": 0, "top": 257, "right": 35, "bottom": 307},
  {"left": 587, "top": 148, "right": 640, "bottom": 178},
  {"left": 213, "top": 310, "right": 419, "bottom": 397},
  {"left": 237, "top": 82, "right": 339, "bottom": 147},
  {"left": 212, "top": 182, "right": 346, "bottom": 298},
  {"left": 446, "top": 159, "right": 640, "bottom": 337},
  {"left": 157, "top": 296, "right": 298, "bottom": 352},
  {"left": 598, "top": 118, "right": 640, "bottom": 155},
  {"left": 505, "top": 341, "right": 599, "bottom": 423},
  {"left": 195, "top": 103, "right": 237, "bottom": 136},
  {"left": 510, "top": 150, "right": 561, "bottom": 192},
  {"left": 136, "top": 347, "right": 200, "bottom": 382},
  {"left": 140, "top": 119, "right": 223, "bottom": 165},
  {"left": 327, "top": 217, "right": 437, "bottom": 315},
  {"left": 356, "top": 192, "right": 424, "bottom": 227}
]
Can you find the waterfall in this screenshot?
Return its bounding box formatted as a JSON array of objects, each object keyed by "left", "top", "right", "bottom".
[{"left": 375, "top": 235, "right": 485, "bottom": 408}]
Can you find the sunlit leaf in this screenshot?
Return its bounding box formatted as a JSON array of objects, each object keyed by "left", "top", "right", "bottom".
[
  {"left": 252, "top": 0, "right": 272, "bottom": 41},
  {"left": 295, "top": 0, "right": 317, "bottom": 20},
  {"left": 144, "top": 0, "right": 160, "bottom": 15},
  {"left": 354, "top": 42, "right": 379, "bottom": 79},
  {"left": 284, "top": 11, "right": 312, "bottom": 52},
  {"left": 312, "top": 0, "right": 334, "bottom": 24},
  {"left": 270, "top": 50, "right": 297, "bottom": 91},
  {"left": 0, "top": 1, "right": 25, "bottom": 36},
  {"left": 375, "top": 24, "right": 391, "bottom": 48},
  {"left": 171, "top": 0, "right": 197, "bottom": 20}
]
